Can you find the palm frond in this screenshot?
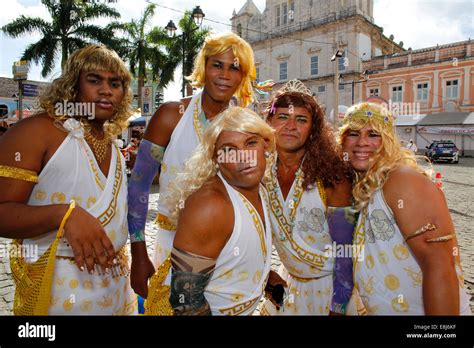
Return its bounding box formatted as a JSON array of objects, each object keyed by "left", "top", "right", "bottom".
[
  {"left": 139, "top": 4, "right": 156, "bottom": 34},
  {"left": 81, "top": 2, "right": 121, "bottom": 21},
  {"left": 72, "top": 24, "right": 116, "bottom": 45},
  {"left": 1, "top": 16, "right": 50, "bottom": 37},
  {"left": 21, "top": 37, "right": 57, "bottom": 77}
]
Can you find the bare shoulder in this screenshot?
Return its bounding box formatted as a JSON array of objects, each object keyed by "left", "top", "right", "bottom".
[
  {"left": 174, "top": 177, "right": 234, "bottom": 258},
  {"left": 384, "top": 165, "right": 434, "bottom": 193},
  {"left": 0, "top": 113, "right": 65, "bottom": 171},
  {"left": 182, "top": 178, "right": 233, "bottom": 231},
  {"left": 383, "top": 165, "right": 441, "bottom": 210},
  {"left": 0, "top": 113, "right": 68, "bottom": 202},
  {"left": 2, "top": 113, "right": 61, "bottom": 139},
  {"left": 143, "top": 98, "right": 192, "bottom": 147}
]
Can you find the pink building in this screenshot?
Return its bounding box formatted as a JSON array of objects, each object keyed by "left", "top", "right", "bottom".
[{"left": 361, "top": 40, "right": 474, "bottom": 155}]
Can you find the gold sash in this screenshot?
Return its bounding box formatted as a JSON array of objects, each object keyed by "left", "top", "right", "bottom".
[
  {"left": 10, "top": 201, "right": 75, "bottom": 315},
  {"left": 144, "top": 257, "right": 174, "bottom": 316}
]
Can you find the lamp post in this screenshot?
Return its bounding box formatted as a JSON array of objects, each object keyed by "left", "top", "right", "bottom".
[
  {"left": 339, "top": 70, "right": 370, "bottom": 105},
  {"left": 165, "top": 6, "right": 205, "bottom": 98},
  {"left": 331, "top": 48, "right": 344, "bottom": 127}
]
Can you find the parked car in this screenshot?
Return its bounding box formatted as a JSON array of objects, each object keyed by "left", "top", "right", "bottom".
[{"left": 425, "top": 140, "right": 459, "bottom": 164}]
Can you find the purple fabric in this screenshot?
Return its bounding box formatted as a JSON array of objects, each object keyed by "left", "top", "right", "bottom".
[
  {"left": 127, "top": 139, "right": 163, "bottom": 243},
  {"left": 327, "top": 206, "right": 356, "bottom": 314}
]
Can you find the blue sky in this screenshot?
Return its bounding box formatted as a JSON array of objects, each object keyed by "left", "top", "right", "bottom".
[{"left": 1, "top": 0, "right": 472, "bottom": 101}]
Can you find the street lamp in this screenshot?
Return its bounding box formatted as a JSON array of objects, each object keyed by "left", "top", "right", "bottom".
[
  {"left": 331, "top": 48, "right": 344, "bottom": 127},
  {"left": 165, "top": 6, "right": 205, "bottom": 98},
  {"left": 165, "top": 20, "right": 177, "bottom": 38},
  {"left": 339, "top": 70, "right": 370, "bottom": 105},
  {"left": 331, "top": 49, "right": 344, "bottom": 62},
  {"left": 192, "top": 6, "right": 205, "bottom": 26}
]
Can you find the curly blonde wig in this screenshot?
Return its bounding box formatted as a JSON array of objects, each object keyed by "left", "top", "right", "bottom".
[
  {"left": 339, "top": 102, "right": 429, "bottom": 210},
  {"left": 187, "top": 32, "right": 256, "bottom": 107},
  {"left": 165, "top": 106, "right": 275, "bottom": 225},
  {"left": 38, "top": 45, "right": 133, "bottom": 138}
]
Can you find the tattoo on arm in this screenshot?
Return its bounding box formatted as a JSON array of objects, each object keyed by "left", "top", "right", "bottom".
[{"left": 169, "top": 246, "right": 216, "bottom": 316}]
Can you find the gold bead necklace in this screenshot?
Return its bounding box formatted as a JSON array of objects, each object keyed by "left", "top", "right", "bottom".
[{"left": 84, "top": 131, "right": 110, "bottom": 163}]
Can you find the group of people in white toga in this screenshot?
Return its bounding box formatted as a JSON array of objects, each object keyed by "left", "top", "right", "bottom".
[{"left": 0, "top": 32, "right": 470, "bottom": 316}]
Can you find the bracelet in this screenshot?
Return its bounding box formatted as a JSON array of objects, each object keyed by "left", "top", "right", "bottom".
[
  {"left": 56, "top": 199, "right": 76, "bottom": 239},
  {"left": 404, "top": 223, "right": 436, "bottom": 242},
  {"left": 426, "top": 234, "right": 454, "bottom": 243}
]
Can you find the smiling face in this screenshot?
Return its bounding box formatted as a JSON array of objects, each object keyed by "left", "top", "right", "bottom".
[
  {"left": 204, "top": 50, "right": 243, "bottom": 103},
  {"left": 342, "top": 124, "right": 383, "bottom": 171},
  {"left": 214, "top": 130, "right": 267, "bottom": 190},
  {"left": 268, "top": 106, "right": 313, "bottom": 153},
  {"left": 76, "top": 70, "right": 124, "bottom": 121}
]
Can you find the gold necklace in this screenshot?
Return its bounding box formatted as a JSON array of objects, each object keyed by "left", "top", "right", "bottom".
[{"left": 84, "top": 131, "right": 110, "bottom": 163}]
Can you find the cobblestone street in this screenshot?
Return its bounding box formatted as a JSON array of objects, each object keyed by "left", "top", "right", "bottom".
[
  {"left": 1, "top": 158, "right": 473, "bottom": 315},
  {"left": 428, "top": 157, "right": 474, "bottom": 311}
]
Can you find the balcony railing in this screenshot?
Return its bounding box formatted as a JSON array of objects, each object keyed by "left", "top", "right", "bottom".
[
  {"left": 363, "top": 41, "right": 472, "bottom": 72},
  {"left": 247, "top": 7, "right": 362, "bottom": 43}
]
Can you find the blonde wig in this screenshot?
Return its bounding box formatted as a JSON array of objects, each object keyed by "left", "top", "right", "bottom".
[
  {"left": 187, "top": 32, "right": 256, "bottom": 107},
  {"left": 165, "top": 106, "right": 275, "bottom": 225},
  {"left": 39, "top": 45, "right": 133, "bottom": 138},
  {"left": 338, "top": 102, "right": 429, "bottom": 210}
]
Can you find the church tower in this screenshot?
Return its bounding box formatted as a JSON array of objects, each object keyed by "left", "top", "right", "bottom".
[{"left": 231, "top": 0, "right": 402, "bottom": 115}]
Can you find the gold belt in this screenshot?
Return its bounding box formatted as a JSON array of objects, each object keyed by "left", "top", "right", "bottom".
[{"left": 155, "top": 213, "right": 177, "bottom": 231}]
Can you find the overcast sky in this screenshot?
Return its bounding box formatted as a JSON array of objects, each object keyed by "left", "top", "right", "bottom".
[{"left": 1, "top": 0, "right": 472, "bottom": 101}]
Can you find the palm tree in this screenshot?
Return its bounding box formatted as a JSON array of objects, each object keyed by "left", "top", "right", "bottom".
[
  {"left": 147, "top": 26, "right": 180, "bottom": 91},
  {"left": 1, "top": 0, "right": 121, "bottom": 77},
  {"left": 115, "top": 4, "right": 209, "bottom": 108},
  {"left": 113, "top": 4, "right": 175, "bottom": 108}
]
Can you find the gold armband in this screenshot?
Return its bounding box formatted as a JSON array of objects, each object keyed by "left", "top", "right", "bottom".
[
  {"left": 426, "top": 234, "right": 454, "bottom": 243},
  {"left": 404, "top": 223, "right": 436, "bottom": 242},
  {"left": 0, "top": 165, "right": 38, "bottom": 183},
  {"left": 155, "top": 213, "right": 177, "bottom": 231}
]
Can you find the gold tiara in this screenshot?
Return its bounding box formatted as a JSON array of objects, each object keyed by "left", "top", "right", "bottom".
[
  {"left": 343, "top": 102, "right": 395, "bottom": 129},
  {"left": 277, "top": 79, "right": 313, "bottom": 97}
]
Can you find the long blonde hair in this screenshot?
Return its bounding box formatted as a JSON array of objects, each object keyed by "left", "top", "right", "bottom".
[
  {"left": 165, "top": 106, "right": 275, "bottom": 225},
  {"left": 39, "top": 45, "right": 133, "bottom": 138},
  {"left": 339, "top": 102, "right": 429, "bottom": 210},
  {"left": 187, "top": 32, "right": 256, "bottom": 107}
]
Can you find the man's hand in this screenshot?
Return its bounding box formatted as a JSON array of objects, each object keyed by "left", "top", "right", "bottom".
[
  {"left": 64, "top": 206, "right": 116, "bottom": 274},
  {"left": 264, "top": 270, "right": 287, "bottom": 309},
  {"left": 130, "top": 242, "right": 155, "bottom": 298}
]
